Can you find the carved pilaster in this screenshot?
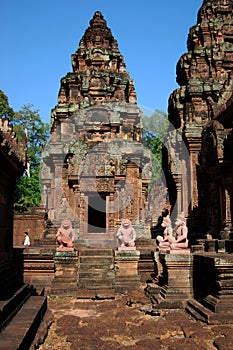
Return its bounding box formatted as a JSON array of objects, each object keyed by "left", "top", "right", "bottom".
[{"left": 185, "top": 130, "right": 202, "bottom": 210}]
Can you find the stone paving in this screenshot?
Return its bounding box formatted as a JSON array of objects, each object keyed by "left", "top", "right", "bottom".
[{"left": 38, "top": 289, "right": 233, "bottom": 350}]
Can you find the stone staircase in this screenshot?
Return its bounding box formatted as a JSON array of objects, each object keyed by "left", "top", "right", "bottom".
[
  {"left": 186, "top": 296, "right": 233, "bottom": 325},
  {"left": 186, "top": 299, "right": 213, "bottom": 324},
  {"left": 77, "top": 248, "right": 115, "bottom": 299},
  {"left": 0, "top": 284, "right": 52, "bottom": 349}
]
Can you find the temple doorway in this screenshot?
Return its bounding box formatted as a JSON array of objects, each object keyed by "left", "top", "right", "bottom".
[{"left": 88, "top": 194, "right": 106, "bottom": 233}]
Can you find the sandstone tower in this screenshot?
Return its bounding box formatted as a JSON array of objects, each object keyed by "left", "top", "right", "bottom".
[
  {"left": 164, "top": 0, "right": 233, "bottom": 240},
  {"left": 41, "top": 11, "right": 152, "bottom": 247}
]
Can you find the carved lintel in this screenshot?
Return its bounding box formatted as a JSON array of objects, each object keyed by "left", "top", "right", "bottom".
[{"left": 80, "top": 177, "right": 114, "bottom": 192}]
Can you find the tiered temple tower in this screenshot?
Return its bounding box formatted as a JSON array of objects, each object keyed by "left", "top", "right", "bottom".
[
  {"left": 41, "top": 11, "right": 152, "bottom": 247},
  {"left": 164, "top": 0, "right": 233, "bottom": 240}
]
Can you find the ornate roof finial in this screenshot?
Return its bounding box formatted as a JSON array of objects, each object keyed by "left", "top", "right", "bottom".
[{"left": 89, "top": 10, "right": 106, "bottom": 28}]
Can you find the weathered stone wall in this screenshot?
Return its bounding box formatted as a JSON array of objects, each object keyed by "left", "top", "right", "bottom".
[
  {"left": 0, "top": 117, "right": 26, "bottom": 296},
  {"left": 14, "top": 206, "right": 46, "bottom": 246}
]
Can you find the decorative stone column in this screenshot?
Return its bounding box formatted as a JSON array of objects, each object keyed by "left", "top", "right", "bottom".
[
  {"left": 173, "top": 174, "right": 182, "bottom": 217},
  {"left": 223, "top": 186, "right": 233, "bottom": 235},
  {"left": 114, "top": 250, "right": 140, "bottom": 293},
  {"left": 186, "top": 134, "right": 202, "bottom": 210}
]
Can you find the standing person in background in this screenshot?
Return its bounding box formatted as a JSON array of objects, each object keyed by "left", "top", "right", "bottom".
[{"left": 23, "top": 231, "right": 30, "bottom": 246}]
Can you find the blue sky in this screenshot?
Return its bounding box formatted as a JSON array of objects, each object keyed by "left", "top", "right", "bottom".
[{"left": 1, "top": 0, "right": 203, "bottom": 123}]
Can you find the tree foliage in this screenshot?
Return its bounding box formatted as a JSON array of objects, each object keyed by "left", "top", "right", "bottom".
[
  {"left": 0, "top": 90, "right": 50, "bottom": 212},
  {"left": 0, "top": 90, "right": 14, "bottom": 119},
  {"left": 142, "top": 109, "right": 169, "bottom": 180},
  {"left": 12, "top": 105, "right": 50, "bottom": 212},
  {"left": 13, "top": 104, "right": 50, "bottom": 174},
  {"left": 13, "top": 168, "right": 42, "bottom": 211}
]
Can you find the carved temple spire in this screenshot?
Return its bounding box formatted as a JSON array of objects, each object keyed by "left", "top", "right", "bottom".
[
  {"left": 165, "top": 0, "right": 233, "bottom": 236},
  {"left": 80, "top": 10, "right": 118, "bottom": 48},
  {"left": 197, "top": 0, "right": 233, "bottom": 22},
  {"left": 54, "top": 11, "right": 136, "bottom": 115},
  {"left": 168, "top": 0, "right": 233, "bottom": 128},
  {"left": 72, "top": 10, "right": 125, "bottom": 72}
]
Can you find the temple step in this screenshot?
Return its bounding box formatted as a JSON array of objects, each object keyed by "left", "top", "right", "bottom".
[
  {"left": 76, "top": 238, "right": 118, "bottom": 249},
  {"left": 77, "top": 248, "right": 115, "bottom": 297},
  {"left": 34, "top": 238, "right": 56, "bottom": 247},
  {"left": 185, "top": 298, "right": 212, "bottom": 323},
  {"left": 79, "top": 248, "right": 114, "bottom": 256},
  {"left": 0, "top": 284, "right": 32, "bottom": 332},
  {"left": 186, "top": 298, "right": 233, "bottom": 324},
  {"left": 79, "top": 270, "right": 115, "bottom": 279},
  {"left": 78, "top": 279, "right": 113, "bottom": 289},
  {"left": 79, "top": 256, "right": 113, "bottom": 265},
  {"left": 76, "top": 288, "right": 115, "bottom": 299},
  {"left": 0, "top": 294, "right": 48, "bottom": 349}
]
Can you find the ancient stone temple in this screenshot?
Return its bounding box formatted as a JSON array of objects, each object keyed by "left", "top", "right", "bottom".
[
  {"left": 163, "top": 0, "right": 233, "bottom": 241},
  {"left": 0, "top": 117, "right": 26, "bottom": 295},
  {"left": 0, "top": 118, "right": 52, "bottom": 349},
  {"left": 41, "top": 11, "right": 152, "bottom": 247}
]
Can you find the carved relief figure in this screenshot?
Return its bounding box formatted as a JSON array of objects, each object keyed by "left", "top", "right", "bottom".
[
  {"left": 58, "top": 86, "right": 67, "bottom": 103},
  {"left": 106, "top": 158, "right": 116, "bottom": 175},
  {"left": 60, "top": 193, "right": 69, "bottom": 210},
  {"left": 56, "top": 220, "right": 76, "bottom": 250},
  {"left": 116, "top": 218, "right": 136, "bottom": 250}
]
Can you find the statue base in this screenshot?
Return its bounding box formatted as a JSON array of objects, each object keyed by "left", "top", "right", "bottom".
[
  {"left": 114, "top": 250, "right": 140, "bottom": 293},
  {"left": 159, "top": 248, "right": 190, "bottom": 255},
  {"left": 50, "top": 251, "right": 78, "bottom": 296},
  {"left": 56, "top": 247, "right": 74, "bottom": 252},
  {"left": 145, "top": 251, "right": 193, "bottom": 309},
  {"left": 117, "top": 246, "right": 136, "bottom": 251}
]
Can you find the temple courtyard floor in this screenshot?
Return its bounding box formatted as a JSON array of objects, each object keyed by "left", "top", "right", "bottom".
[{"left": 38, "top": 287, "right": 233, "bottom": 350}]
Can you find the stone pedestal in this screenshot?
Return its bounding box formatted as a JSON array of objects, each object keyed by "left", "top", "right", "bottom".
[
  {"left": 146, "top": 251, "right": 193, "bottom": 309},
  {"left": 56, "top": 247, "right": 74, "bottom": 252},
  {"left": 114, "top": 250, "right": 140, "bottom": 294},
  {"left": 50, "top": 251, "right": 79, "bottom": 296},
  {"left": 117, "top": 246, "right": 136, "bottom": 251}
]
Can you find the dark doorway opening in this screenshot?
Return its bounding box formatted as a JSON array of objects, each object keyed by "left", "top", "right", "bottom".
[{"left": 88, "top": 194, "right": 106, "bottom": 233}]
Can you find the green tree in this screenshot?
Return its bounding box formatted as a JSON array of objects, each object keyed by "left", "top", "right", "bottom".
[
  {"left": 142, "top": 109, "right": 169, "bottom": 180},
  {"left": 10, "top": 104, "right": 50, "bottom": 212},
  {"left": 13, "top": 104, "right": 50, "bottom": 175},
  {"left": 0, "top": 90, "right": 14, "bottom": 119}
]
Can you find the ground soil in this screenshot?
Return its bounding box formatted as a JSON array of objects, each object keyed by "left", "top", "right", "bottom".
[{"left": 38, "top": 289, "right": 233, "bottom": 350}]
